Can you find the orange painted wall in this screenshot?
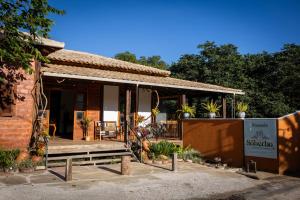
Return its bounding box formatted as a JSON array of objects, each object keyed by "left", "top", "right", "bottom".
[
  {"left": 86, "top": 84, "right": 101, "bottom": 140},
  {"left": 244, "top": 156, "right": 278, "bottom": 173},
  {"left": 182, "top": 119, "right": 244, "bottom": 167},
  {"left": 278, "top": 112, "right": 300, "bottom": 175}
]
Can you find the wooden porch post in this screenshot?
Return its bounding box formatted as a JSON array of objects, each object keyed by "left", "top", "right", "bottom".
[
  {"left": 180, "top": 94, "right": 186, "bottom": 105},
  {"left": 179, "top": 94, "right": 186, "bottom": 140},
  {"left": 231, "top": 93, "right": 236, "bottom": 118},
  {"left": 222, "top": 95, "right": 227, "bottom": 118},
  {"left": 124, "top": 89, "right": 131, "bottom": 144},
  {"left": 135, "top": 84, "right": 139, "bottom": 127}
]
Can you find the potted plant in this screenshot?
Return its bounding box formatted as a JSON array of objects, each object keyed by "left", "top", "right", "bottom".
[
  {"left": 152, "top": 107, "right": 160, "bottom": 116},
  {"left": 201, "top": 100, "right": 221, "bottom": 118},
  {"left": 136, "top": 114, "right": 145, "bottom": 125},
  {"left": 151, "top": 107, "right": 160, "bottom": 122},
  {"left": 236, "top": 102, "right": 248, "bottom": 119},
  {"left": 81, "top": 116, "right": 92, "bottom": 141},
  {"left": 18, "top": 159, "right": 35, "bottom": 173},
  {"left": 36, "top": 142, "right": 46, "bottom": 156},
  {"left": 177, "top": 104, "right": 196, "bottom": 119}
]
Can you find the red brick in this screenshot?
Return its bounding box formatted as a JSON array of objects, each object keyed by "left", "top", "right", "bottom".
[{"left": 0, "top": 64, "right": 36, "bottom": 149}]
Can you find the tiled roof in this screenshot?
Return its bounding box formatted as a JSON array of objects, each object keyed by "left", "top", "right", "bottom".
[
  {"left": 47, "top": 49, "right": 170, "bottom": 77},
  {"left": 42, "top": 64, "right": 244, "bottom": 94}
]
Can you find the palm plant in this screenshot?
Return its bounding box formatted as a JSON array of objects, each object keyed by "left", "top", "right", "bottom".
[
  {"left": 177, "top": 104, "right": 196, "bottom": 118},
  {"left": 80, "top": 116, "right": 92, "bottom": 139},
  {"left": 236, "top": 102, "right": 248, "bottom": 112},
  {"left": 201, "top": 100, "right": 221, "bottom": 118},
  {"left": 151, "top": 107, "right": 160, "bottom": 116},
  {"left": 236, "top": 102, "right": 248, "bottom": 118}
]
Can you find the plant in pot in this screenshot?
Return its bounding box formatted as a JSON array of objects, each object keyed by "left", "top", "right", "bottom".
[
  {"left": 36, "top": 142, "right": 46, "bottom": 156},
  {"left": 151, "top": 107, "right": 160, "bottom": 122},
  {"left": 18, "top": 159, "right": 36, "bottom": 173},
  {"left": 152, "top": 107, "right": 160, "bottom": 116},
  {"left": 177, "top": 104, "right": 196, "bottom": 119},
  {"left": 80, "top": 116, "right": 92, "bottom": 141},
  {"left": 136, "top": 114, "right": 145, "bottom": 126},
  {"left": 236, "top": 102, "right": 248, "bottom": 119},
  {"left": 201, "top": 100, "right": 221, "bottom": 118}
]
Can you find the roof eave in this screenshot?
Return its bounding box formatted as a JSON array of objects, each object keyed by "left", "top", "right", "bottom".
[{"left": 42, "top": 71, "right": 245, "bottom": 95}]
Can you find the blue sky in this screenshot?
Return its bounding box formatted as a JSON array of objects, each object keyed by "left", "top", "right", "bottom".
[{"left": 49, "top": 0, "right": 300, "bottom": 63}]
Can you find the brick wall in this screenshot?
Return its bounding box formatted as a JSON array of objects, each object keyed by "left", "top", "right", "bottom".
[{"left": 0, "top": 64, "right": 36, "bottom": 150}]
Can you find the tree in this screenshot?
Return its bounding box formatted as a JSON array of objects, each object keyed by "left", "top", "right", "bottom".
[
  {"left": 170, "top": 41, "right": 299, "bottom": 118},
  {"left": 0, "top": 0, "right": 64, "bottom": 110},
  {"left": 115, "top": 51, "right": 168, "bottom": 70},
  {"left": 0, "top": 0, "right": 64, "bottom": 148},
  {"left": 139, "top": 55, "right": 168, "bottom": 70},
  {"left": 114, "top": 51, "right": 138, "bottom": 63}
]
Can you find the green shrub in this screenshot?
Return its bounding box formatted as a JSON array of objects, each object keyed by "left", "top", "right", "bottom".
[
  {"left": 0, "top": 149, "right": 20, "bottom": 170},
  {"left": 182, "top": 149, "right": 202, "bottom": 161},
  {"left": 175, "top": 145, "right": 202, "bottom": 161},
  {"left": 149, "top": 140, "right": 178, "bottom": 157},
  {"left": 149, "top": 141, "right": 203, "bottom": 162}
]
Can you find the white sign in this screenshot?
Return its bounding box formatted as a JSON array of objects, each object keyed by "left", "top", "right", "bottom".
[{"left": 244, "top": 119, "right": 277, "bottom": 159}]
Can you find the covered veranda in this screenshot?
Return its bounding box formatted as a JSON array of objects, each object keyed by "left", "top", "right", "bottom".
[
  {"left": 42, "top": 73, "right": 243, "bottom": 146},
  {"left": 41, "top": 48, "right": 243, "bottom": 148}
]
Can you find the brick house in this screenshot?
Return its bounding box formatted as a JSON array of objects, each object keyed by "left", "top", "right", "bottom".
[{"left": 0, "top": 38, "right": 243, "bottom": 150}]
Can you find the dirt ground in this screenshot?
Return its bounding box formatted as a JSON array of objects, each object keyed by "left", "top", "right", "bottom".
[{"left": 0, "top": 162, "right": 299, "bottom": 200}]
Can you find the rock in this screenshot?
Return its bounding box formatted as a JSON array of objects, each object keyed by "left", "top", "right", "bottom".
[{"left": 153, "top": 160, "right": 162, "bottom": 165}]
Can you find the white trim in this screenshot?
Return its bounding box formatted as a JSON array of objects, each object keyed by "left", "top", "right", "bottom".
[{"left": 43, "top": 72, "right": 245, "bottom": 95}]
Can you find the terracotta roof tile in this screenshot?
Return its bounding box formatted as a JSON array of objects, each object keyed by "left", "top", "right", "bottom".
[
  {"left": 47, "top": 49, "right": 170, "bottom": 77},
  {"left": 42, "top": 64, "right": 244, "bottom": 94}
]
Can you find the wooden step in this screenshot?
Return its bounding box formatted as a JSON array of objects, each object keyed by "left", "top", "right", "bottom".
[
  {"left": 48, "top": 148, "right": 129, "bottom": 155},
  {"left": 47, "top": 158, "right": 122, "bottom": 167},
  {"left": 47, "top": 152, "right": 132, "bottom": 161}
]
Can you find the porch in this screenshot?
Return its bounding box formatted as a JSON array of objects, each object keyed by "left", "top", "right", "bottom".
[
  {"left": 40, "top": 49, "right": 243, "bottom": 147},
  {"left": 42, "top": 77, "right": 189, "bottom": 143}
]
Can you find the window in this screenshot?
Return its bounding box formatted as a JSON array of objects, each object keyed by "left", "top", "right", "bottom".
[
  {"left": 0, "top": 83, "right": 16, "bottom": 117},
  {"left": 75, "top": 93, "right": 86, "bottom": 110}
]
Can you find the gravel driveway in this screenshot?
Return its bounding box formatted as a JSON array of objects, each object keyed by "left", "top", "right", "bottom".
[{"left": 0, "top": 162, "right": 272, "bottom": 200}]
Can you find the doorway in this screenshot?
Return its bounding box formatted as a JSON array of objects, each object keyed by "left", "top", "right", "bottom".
[
  {"left": 49, "top": 90, "right": 75, "bottom": 139},
  {"left": 156, "top": 97, "right": 179, "bottom": 139}
]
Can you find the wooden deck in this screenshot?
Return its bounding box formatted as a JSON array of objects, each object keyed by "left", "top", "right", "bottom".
[{"left": 48, "top": 138, "right": 127, "bottom": 154}]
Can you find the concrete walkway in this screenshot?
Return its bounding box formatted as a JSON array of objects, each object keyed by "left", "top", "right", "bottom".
[{"left": 0, "top": 162, "right": 282, "bottom": 200}]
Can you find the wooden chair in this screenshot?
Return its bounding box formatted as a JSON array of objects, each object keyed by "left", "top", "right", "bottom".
[
  {"left": 94, "top": 121, "right": 118, "bottom": 140},
  {"left": 94, "top": 121, "right": 105, "bottom": 140},
  {"left": 103, "top": 121, "right": 118, "bottom": 138}
]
